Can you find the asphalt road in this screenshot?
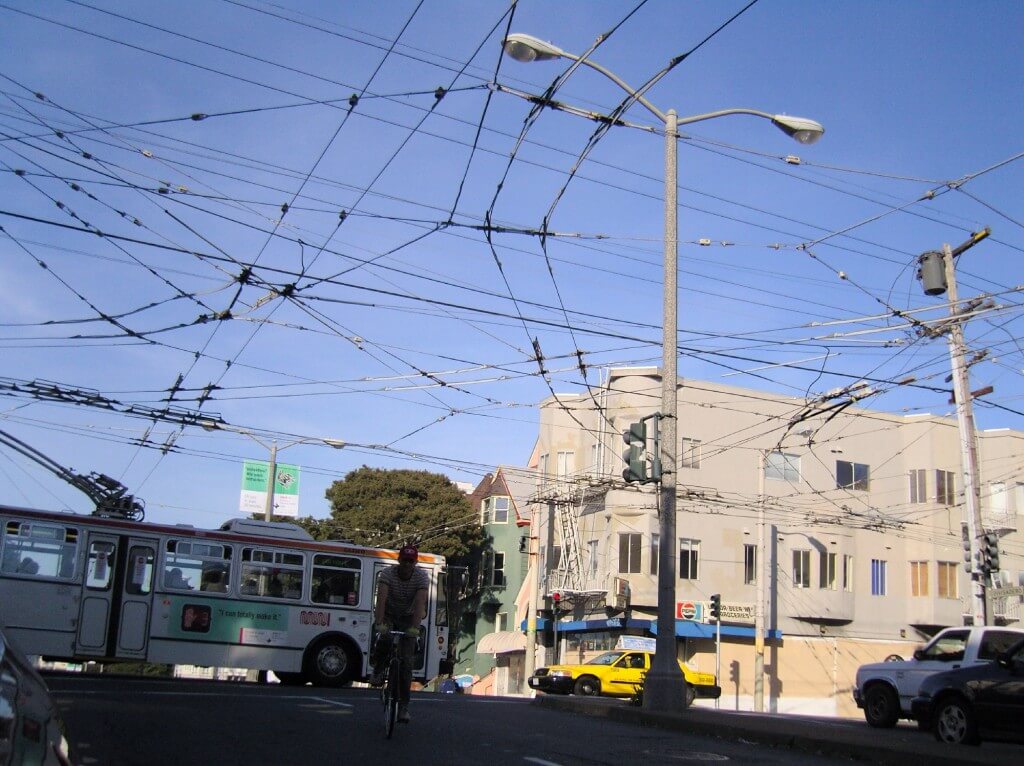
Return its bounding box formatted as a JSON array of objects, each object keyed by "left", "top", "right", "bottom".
[{"left": 47, "top": 675, "right": 857, "bottom": 766}]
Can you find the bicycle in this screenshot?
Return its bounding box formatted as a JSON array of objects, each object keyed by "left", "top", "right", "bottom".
[{"left": 378, "top": 630, "right": 406, "bottom": 739}]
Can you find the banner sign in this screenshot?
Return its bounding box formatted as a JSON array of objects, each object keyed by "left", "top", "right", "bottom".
[{"left": 240, "top": 460, "right": 300, "bottom": 517}]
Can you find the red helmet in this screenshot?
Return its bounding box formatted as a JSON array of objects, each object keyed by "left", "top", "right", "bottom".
[{"left": 398, "top": 544, "right": 418, "bottom": 561}]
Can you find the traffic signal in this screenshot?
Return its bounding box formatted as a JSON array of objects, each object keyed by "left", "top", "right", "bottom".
[
  {"left": 709, "top": 593, "right": 721, "bottom": 622},
  {"left": 622, "top": 421, "right": 647, "bottom": 483},
  {"left": 551, "top": 591, "right": 568, "bottom": 614},
  {"left": 981, "top": 533, "right": 1001, "bottom": 573}
]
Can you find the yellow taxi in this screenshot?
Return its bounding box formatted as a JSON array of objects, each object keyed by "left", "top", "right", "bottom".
[{"left": 528, "top": 648, "right": 720, "bottom": 703}]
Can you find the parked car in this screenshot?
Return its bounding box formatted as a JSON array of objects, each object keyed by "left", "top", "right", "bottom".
[
  {"left": 0, "top": 623, "right": 75, "bottom": 765},
  {"left": 528, "top": 649, "right": 720, "bottom": 705},
  {"left": 853, "top": 625, "right": 1024, "bottom": 727},
  {"left": 910, "top": 637, "right": 1024, "bottom": 746}
]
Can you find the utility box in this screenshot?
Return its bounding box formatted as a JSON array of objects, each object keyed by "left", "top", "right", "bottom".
[{"left": 918, "top": 250, "right": 946, "bottom": 296}]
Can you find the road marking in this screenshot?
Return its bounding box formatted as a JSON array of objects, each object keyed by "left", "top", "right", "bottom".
[
  {"left": 311, "top": 697, "right": 354, "bottom": 708},
  {"left": 523, "top": 758, "right": 564, "bottom": 766}
]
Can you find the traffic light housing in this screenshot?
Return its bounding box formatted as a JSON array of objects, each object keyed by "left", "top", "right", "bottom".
[
  {"left": 709, "top": 593, "right": 721, "bottom": 622},
  {"left": 622, "top": 421, "right": 647, "bottom": 483},
  {"left": 982, "top": 532, "right": 1001, "bottom": 574}
]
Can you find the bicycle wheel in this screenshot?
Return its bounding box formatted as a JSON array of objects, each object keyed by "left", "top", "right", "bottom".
[{"left": 383, "top": 655, "right": 400, "bottom": 738}]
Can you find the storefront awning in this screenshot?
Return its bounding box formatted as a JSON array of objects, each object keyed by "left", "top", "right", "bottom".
[
  {"left": 476, "top": 630, "right": 526, "bottom": 655},
  {"left": 650, "top": 620, "right": 783, "bottom": 641}
]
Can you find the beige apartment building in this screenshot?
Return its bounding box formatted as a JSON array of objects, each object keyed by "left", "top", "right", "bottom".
[{"left": 529, "top": 367, "right": 1022, "bottom": 716}]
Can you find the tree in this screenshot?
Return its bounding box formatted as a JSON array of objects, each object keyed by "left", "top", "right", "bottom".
[{"left": 298, "top": 467, "right": 487, "bottom": 568}]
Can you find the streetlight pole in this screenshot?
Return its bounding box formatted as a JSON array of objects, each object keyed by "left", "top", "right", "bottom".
[
  {"left": 502, "top": 32, "right": 823, "bottom": 713},
  {"left": 264, "top": 440, "right": 278, "bottom": 522},
  {"left": 200, "top": 421, "right": 345, "bottom": 521}
]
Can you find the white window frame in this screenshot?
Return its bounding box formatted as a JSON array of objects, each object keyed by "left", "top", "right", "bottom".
[
  {"left": 843, "top": 554, "right": 854, "bottom": 592},
  {"left": 871, "top": 558, "right": 887, "bottom": 596},
  {"left": 793, "top": 549, "right": 811, "bottom": 589},
  {"left": 937, "top": 561, "right": 958, "bottom": 599},
  {"left": 765, "top": 451, "right": 800, "bottom": 482},
  {"left": 492, "top": 496, "right": 510, "bottom": 524},
  {"left": 618, "top": 533, "right": 641, "bottom": 574},
  {"left": 679, "top": 538, "right": 700, "bottom": 580},
  {"left": 820, "top": 551, "right": 837, "bottom": 590},
  {"left": 744, "top": 543, "right": 757, "bottom": 585},
  {"left": 681, "top": 438, "right": 702, "bottom": 469},
  {"left": 910, "top": 560, "right": 929, "bottom": 597},
  {"left": 909, "top": 469, "right": 927, "bottom": 503}
]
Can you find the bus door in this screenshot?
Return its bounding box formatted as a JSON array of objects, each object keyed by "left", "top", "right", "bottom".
[
  {"left": 76, "top": 533, "right": 157, "bottom": 658},
  {"left": 372, "top": 561, "right": 426, "bottom": 673}
]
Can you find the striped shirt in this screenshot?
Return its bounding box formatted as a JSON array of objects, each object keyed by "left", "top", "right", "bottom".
[{"left": 380, "top": 565, "right": 429, "bottom": 620}]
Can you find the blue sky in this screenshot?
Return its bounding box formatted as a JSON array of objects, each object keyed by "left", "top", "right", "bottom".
[{"left": 1, "top": 0, "right": 1022, "bottom": 531}]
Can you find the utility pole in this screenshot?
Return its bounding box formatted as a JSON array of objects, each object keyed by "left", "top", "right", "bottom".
[
  {"left": 942, "top": 243, "right": 988, "bottom": 626},
  {"left": 754, "top": 451, "right": 766, "bottom": 712},
  {"left": 523, "top": 522, "right": 540, "bottom": 695},
  {"left": 919, "top": 228, "right": 990, "bottom": 625}
]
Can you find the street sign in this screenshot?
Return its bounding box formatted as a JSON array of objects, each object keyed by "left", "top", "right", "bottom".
[{"left": 990, "top": 585, "right": 1024, "bottom": 598}]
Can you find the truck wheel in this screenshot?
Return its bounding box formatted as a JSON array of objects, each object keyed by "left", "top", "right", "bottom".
[
  {"left": 684, "top": 683, "right": 696, "bottom": 707},
  {"left": 574, "top": 676, "right": 601, "bottom": 696},
  {"left": 863, "top": 685, "right": 899, "bottom": 728},
  {"left": 305, "top": 637, "right": 357, "bottom": 687},
  {"left": 934, "top": 697, "right": 980, "bottom": 745}
]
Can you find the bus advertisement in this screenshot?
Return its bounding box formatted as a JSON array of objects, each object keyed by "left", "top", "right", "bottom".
[{"left": 0, "top": 505, "right": 451, "bottom": 686}]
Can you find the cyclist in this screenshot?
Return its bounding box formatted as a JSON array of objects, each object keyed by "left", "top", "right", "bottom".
[{"left": 371, "top": 543, "right": 428, "bottom": 723}]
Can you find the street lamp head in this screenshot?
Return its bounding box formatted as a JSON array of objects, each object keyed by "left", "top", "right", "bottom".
[
  {"left": 323, "top": 439, "right": 346, "bottom": 450},
  {"left": 503, "top": 33, "right": 566, "bottom": 63},
  {"left": 771, "top": 115, "right": 825, "bottom": 145},
  {"left": 199, "top": 420, "right": 221, "bottom": 432}
]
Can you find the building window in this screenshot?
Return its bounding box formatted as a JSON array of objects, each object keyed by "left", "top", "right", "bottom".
[
  {"left": 650, "top": 533, "right": 659, "bottom": 576},
  {"left": 910, "top": 561, "right": 929, "bottom": 597},
  {"left": 493, "top": 496, "right": 510, "bottom": 524},
  {"left": 871, "top": 559, "right": 887, "bottom": 596},
  {"left": 491, "top": 552, "right": 506, "bottom": 587},
  {"left": 588, "top": 540, "right": 599, "bottom": 577},
  {"left": 618, "top": 533, "right": 641, "bottom": 574},
  {"left": 837, "top": 460, "right": 870, "bottom": 491},
  {"left": 481, "top": 499, "right": 490, "bottom": 525},
  {"left": 744, "top": 544, "right": 757, "bottom": 585},
  {"left": 556, "top": 451, "right": 574, "bottom": 478},
  {"left": 590, "top": 443, "right": 599, "bottom": 473},
  {"left": 496, "top": 612, "right": 508, "bottom": 631},
  {"left": 765, "top": 451, "right": 800, "bottom": 482},
  {"left": 936, "top": 470, "right": 955, "bottom": 506},
  {"left": 792, "top": 550, "right": 811, "bottom": 588},
  {"left": 538, "top": 454, "right": 549, "bottom": 482},
  {"left": 1015, "top": 483, "right": 1024, "bottom": 519},
  {"left": 820, "top": 551, "right": 837, "bottom": 590},
  {"left": 909, "top": 469, "right": 927, "bottom": 503},
  {"left": 679, "top": 538, "right": 700, "bottom": 580},
  {"left": 938, "top": 561, "right": 958, "bottom": 599},
  {"left": 681, "top": 438, "right": 701, "bottom": 469},
  {"left": 989, "top": 482, "right": 1008, "bottom": 515},
  {"left": 843, "top": 555, "right": 854, "bottom": 592}
]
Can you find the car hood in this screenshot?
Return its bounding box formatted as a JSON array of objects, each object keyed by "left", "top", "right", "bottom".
[{"left": 857, "top": 659, "right": 915, "bottom": 676}]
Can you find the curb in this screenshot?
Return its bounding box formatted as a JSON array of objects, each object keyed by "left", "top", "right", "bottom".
[{"left": 531, "top": 695, "right": 1007, "bottom": 765}]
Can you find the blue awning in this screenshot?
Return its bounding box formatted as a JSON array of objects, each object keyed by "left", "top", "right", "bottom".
[
  {"left": 519, "top": 616, "right": 781, "bottom": 641},
  {"left": 650, "top": 620, "right": 783, "bottom": 640}
]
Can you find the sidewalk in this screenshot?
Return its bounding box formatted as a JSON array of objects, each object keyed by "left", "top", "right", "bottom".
[{"left": 532, "top": 695, "right": 1013, "bottom": 765}]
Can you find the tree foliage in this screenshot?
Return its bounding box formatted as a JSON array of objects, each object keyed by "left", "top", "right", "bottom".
[{"left": 296, "top": 467, "right": 486, "bottom": 567}]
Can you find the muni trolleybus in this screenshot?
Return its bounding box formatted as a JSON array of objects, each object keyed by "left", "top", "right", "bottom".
[{"left": 0, "top": 504, "right": 452, "bottom": 686}]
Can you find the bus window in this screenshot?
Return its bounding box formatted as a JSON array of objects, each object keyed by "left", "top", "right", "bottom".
[
  {"left": 241, "top": 548, "right": 304, "bottom": 599},
  {"left": 435, "top": 572, "right": 448, "bottom": 627},
  {"left": 163, "top": 540, "right": 231, "bottom": 594},
  {"left": 311, "top": 555, "right": 361, "bottom": 606},
  {"left": 125, "top": 546, "right": 155, "bottom": 595},
  {"left": 86, "top": 541, "right": 115, "bottom": 590},
  {"left": 1, "top": 521, "right": 79, "bottom": 579}
]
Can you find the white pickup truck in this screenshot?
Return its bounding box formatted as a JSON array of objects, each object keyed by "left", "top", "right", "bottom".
[{"left": 854, "top": 625, "right": 1024, "bottom": 727}]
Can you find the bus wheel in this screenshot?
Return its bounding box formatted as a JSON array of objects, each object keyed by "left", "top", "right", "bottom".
[{"left": 307, "top": 638, "right": 357, "bottom": 687}]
